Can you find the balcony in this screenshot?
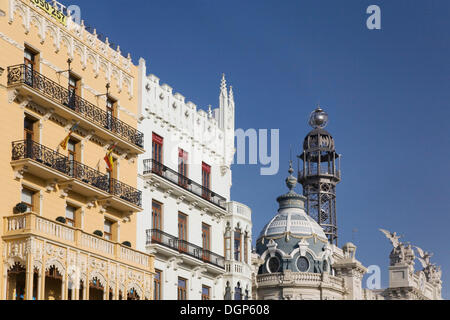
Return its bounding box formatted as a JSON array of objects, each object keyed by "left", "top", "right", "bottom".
[
  {"left": 146, "top": 229, "right": 225, "bottom": 271},
  {"left": 7, "top": 65, "right": 144, "bottom": 152},
  {"left": 3, "top": 212, "right": 152, "bottom": 270},
  {"left": 256, "top": 272, "right": 345, "bottom": 292},
  {"left": 143, "top": 159, "right": 227, "bottom": 210},
  {"left": 298, "top": 167, "right": 341, "bottom": 182},
  {"left": 11, "top": 140, "right": 142, "bottom": 211}
]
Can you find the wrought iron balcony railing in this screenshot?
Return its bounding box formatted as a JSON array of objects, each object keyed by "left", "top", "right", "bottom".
[
  {"left": 7, "top": 64, "right": 144, "bottom": 148},
  {"left": 12, "top": 140, "right": 142, "bottom": 207},
  {"left": 146, "top": 229, "right": 225, "bottom": 269},
  {"left": 298, "top": 167, "right": 341, "bottom": 180},
  {"left": 142, "top": 159, "right": 227, "bottom": 210}
]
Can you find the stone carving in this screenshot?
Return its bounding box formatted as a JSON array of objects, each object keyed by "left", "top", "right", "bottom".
[
  {"left": 380, "top": 229, "right": 415, "bottom": 267},
  {"left": 414, "top": 246, "right": 442, "bottom": 283},
  {"left": 379, "top": 229, "right": 402, "bottom": 249}
]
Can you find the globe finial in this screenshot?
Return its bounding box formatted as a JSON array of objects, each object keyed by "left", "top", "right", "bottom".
[
  {"left": 286, "top": 161, "right": 297, "bottom": 191},
  {"left": 309, "top": 105, "right": 329, "bottom": 129}
]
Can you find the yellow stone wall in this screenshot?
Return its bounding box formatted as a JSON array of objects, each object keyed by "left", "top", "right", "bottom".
[{"left": 0, "top": 0, "right": 153, "bottom": 300}]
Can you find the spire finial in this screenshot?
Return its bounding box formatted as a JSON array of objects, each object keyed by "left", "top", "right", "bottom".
[
  {"left": 286, "top": 161, "right": 297, "bottom": 191},
  {"left": 221, "top": 73, "right": 227, "bottom": 91},
  {"left": 208, "top": 105, "right": 213, "bottom": 118},
  {"left": 309, "top": 105, "right": 328, "bottom": 129}
]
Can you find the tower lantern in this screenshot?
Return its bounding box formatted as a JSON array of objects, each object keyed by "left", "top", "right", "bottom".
[{"left": 298, "top": 106, "right": 341, "bottom": 245}]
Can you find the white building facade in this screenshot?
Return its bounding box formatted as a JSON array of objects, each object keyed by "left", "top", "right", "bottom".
[{"left": 136, "top": 59, "right": 252, "bottom": 300}]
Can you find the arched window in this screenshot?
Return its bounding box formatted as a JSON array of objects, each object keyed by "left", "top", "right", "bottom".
[
  {"left": 7, "top": 262, "right": 26, "bottom": 300},
  {"left": 224, "top": 226, "right": 231, "bottom": 260},
  {"left": 234, "top": 282, "right": 243, "bottom": 300},
  {"left": 234, "top": 229, "right": 242, "bottom": 262},
  {"left": 127, "top": 288, "right": 140, "bottom": 300},
  {"left": 244, "top": 232, "right": 249, "bottom": 264},
  {"left": 296, "top": 256, "right": 310, "bottom": 273},
  {"left": 267, "top": 256, "right": 281, "bottom": 273},
  {"left": 89, "top": 277, "right": 104, "bottom": 300},
  {"left": 224, "top": 282, "right": 231, "bottom": 300},
  {"left": 45, "top": 266, "right": 63, "bottom": 300}
]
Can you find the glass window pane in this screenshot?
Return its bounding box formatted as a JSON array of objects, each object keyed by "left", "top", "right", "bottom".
[
  {"left": 21, "top": 188, "right": 33, "bottom": 204},
  {"left": 104, "top": 220, "right": 112, "bottom": 233},
  {"left": 66, "top": 205, "right": 75, "bottom": 220}
]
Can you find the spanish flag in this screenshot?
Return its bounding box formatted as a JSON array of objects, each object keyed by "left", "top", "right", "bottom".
[
  {"left": 104, "top": 143, "right": 117, "bottom": 172},
  {"left": 59, "top": 122, "right": 79, "bottom": 150}
]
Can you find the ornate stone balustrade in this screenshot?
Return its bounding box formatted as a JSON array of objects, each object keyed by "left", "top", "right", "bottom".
[{"left": 3, "top": 212, "right": 151, "bottom": 270}]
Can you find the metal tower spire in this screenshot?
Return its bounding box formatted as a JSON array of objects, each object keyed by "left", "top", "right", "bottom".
[{"left": 298, "top": 106, "right": 341, "bottom": 245}]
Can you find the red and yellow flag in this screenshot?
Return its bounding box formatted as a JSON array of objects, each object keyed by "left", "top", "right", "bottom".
[
  {"left": 60, "top": 131, "right": 72, "bottom": 151},
  {"left": 59, "top": 122, "right": 79, "bottom": 150},
  {"left": 104, "top": 143, "right": 117, "bottom": 172}
]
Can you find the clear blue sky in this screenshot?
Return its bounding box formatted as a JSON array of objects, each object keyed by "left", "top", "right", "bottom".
[{"left": 71, "top": 0, "right": 450, "bottom": 298}]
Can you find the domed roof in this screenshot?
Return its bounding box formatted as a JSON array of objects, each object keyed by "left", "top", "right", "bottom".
[{"left": 257, "top": 163, "right": 327, "bottom": 241}]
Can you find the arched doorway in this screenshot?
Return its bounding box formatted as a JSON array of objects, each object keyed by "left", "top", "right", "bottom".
[
  {"left": 127, "top": 287, "right": 140, "bottom": 300},
  {"left": 45, "top": 266, "right": 63, "bottom": 300},
  {"left": 79, "top": 280, "right": 85, "bottom": 300},
  {"left": 32, "top": 268, "right": 39, "bottom": 300},
  {"left": 89, "top": 277, "right": 104, "bottom": 300},
  {"left": 7, "top": 262, "right": 26, "bottom": 300}
]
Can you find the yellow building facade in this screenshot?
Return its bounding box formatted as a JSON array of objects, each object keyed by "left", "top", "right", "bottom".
[{"left": 0, "top": 0, "right": 154, "bottom": 300}]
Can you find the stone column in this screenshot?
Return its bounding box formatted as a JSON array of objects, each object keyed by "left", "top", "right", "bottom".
[
  {"left": 25, "top": 253, "right": 34, "bottom": 300},
  {"left": 36, "top": 273, "right": 42, "bottom": 300}
]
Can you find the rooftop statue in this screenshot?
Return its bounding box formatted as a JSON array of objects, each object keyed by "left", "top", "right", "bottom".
[
  {"left": 380, "top": 229, "right": 415, "bottom": 268},
  {"left": 379, "top": 229, "right": 402, "bottom": 249}
]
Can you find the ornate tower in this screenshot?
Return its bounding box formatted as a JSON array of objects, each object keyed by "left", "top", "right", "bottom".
[{"left": 298, "top": 106, "right": 341, "bottom": 245}]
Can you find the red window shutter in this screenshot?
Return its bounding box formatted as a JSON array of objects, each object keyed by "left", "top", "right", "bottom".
[
  {"left": 152, "top": 133, "right": 163, "bottom": 145},
  {"left": 202, "top": 162, "right": 211, "bottom": 173}
]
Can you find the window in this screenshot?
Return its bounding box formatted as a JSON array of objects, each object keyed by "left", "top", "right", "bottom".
[
  {"left": 177, "top": 278, "right": 187, "bottom": 300},
  {"left": 224, "top": 227, "right": 231, "bottom": 261},
  {"left": 224, "top": 282, "right": 231, "bottom": 300},
  {"left": 154, "top": 270, "right": 162, "bottom": 300},
  {"left": 202, "top": 286, "right": 210, "bottom": 301},
  {"left": 104, "top": 219, "right": 113, "bottom": 241},
  {"left": 244, "top": 233, "right": 249, "bottom": 264},
  {"left": 201, "top": 162, "right": 211, "bottom": 199},
  {"left": 68, "top": 139, "right": 78, "bottom": 176},
  {"left": 106, "top": 98, "right": 116, "bottom": 130},
  {"left": 152, "top": 133, "right": 163, "bottom": 173},
  {"left": 178, "top": 149, "right": 188, "bottom": 187},
  {"left": 296, "top": 256, "right": 310, "bottom": 273},
  {"left": 178, "top": 213, "right": 188, "bottom": 252},
  {"left": 202, "top": 223, "right": 211, "bottom": 262},
  {"left": 234, "top": 229, "right": 242, "bottom": 262},
  {"left": 234, "top": 283, "right": 243, "bottom": 300},
  {"left": 24, "top": 48, "right": 37, "bottom": 86},
  {"left": 21, "top": 187, "right": 34, "bottom": 212},
  {"left": 152, "top": 201, "right": 162, "bottom": 242},
  {"left": 68, "top": 74, "right": 80, "bottom": 110},
  {"left": 24, "top": 116, "right": 37, "bottom": 159},
  {"left": 267, "top": 256, "right": 281, "bottom": 273},
  {"left": 65, "top": 205, "right": 76, "bottom": 227},
  {"left": 24, "top": 116, "right": 35, "bottom": 141}
]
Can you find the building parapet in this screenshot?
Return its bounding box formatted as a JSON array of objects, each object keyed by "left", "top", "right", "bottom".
[{"left": 3, "top": 212, "right": 153, "bottom": 271}]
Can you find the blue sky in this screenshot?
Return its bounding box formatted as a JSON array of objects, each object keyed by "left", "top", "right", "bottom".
[{"left": 71, "top": 0, "right": 450, "bottom": 298}]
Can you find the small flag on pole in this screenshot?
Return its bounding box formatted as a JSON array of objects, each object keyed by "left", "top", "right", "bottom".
[
  {"left": 59, "top": 122, "right": 79, "bottom": 150},
  {"left": 104, "top": 143, "right": 117, "bottom": 172}
]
